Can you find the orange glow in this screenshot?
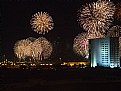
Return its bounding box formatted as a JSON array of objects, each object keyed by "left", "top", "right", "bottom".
[{"left": 63, "top": 62, "right": 89, "bottom": 66}]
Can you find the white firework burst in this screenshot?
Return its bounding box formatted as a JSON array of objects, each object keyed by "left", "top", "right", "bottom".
[
  {"left": 14, "top": 39, "right": 32, "bottom": 59},
  {"left": 78, "top": 0, "right": 115, "bottom": 35},
  {"left": 14, "top": 37, "right": 53, "bottom": 61},
  {"left": 93, "top": 0, "right": 115, "bottom": 20},
  {"left": 30, "top": 12, "right": 54, "bottom": 34},
  {"left": 36, "top": 37, "right": 53, "bottom": 60},
  {"left": 30, "top": 40, "right": 43, "bottom": 60}
]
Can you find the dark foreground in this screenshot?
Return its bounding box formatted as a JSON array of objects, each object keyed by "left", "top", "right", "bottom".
[{"left": 1, "top": 68, "right": 121, "bottom": 91}]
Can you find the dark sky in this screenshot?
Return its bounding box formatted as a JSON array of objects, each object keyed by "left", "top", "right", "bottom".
[{"left": 0, "top": 0, "right": 120, "bottom": 61}]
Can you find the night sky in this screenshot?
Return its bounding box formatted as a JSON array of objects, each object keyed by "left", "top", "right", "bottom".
[{"left": 0, "top": 0, "right": 120, "bottom": 61}]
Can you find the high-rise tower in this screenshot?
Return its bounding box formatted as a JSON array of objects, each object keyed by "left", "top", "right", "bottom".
[{"left": 89, "top": 37, "right": 120, "bottom": 68}]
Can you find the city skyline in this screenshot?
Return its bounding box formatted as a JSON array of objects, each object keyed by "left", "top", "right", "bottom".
[{"left": 0, "top": 0, "right": 121, "bottom": 61}]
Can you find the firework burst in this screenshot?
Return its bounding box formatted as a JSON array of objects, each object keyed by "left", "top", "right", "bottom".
[
  {"left": 30, "top": 12, "right": 54, "bottom": 34},
  {"left": 36, "top": 37, "right": 53, "bottom": 60},
  {"left": 77, "top": 0, "right": 115, "bottom": 35},
  {"left": 73, "top": 32, "right": 104, "bottom": 58},
  {"left": 14, "top": 39, "right": 33, "bottom": 59},
  {"left": 14, "top": 37, "right": 53, "bottom": 61}
]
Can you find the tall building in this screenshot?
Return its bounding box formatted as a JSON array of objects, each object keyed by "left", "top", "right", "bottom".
[{"left": 89, "top": 37, "right": 120, "bottom": 68}]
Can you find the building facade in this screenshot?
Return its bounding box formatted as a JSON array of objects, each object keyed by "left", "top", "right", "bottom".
[{"left": 89, "top": 37, "right": 120, "bottom": 68}]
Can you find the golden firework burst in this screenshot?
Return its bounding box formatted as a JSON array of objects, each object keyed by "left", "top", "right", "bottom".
[
  {"left": 77, "top": 0, "right": 115, "bottom": 35},
  {"left": 30, "top": 12, "right": 54, "bottom": 34}
]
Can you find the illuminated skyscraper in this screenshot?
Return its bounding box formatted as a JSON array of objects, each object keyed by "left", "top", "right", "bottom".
[{"left": 89, "top": 37, "right": 120, "bottom": 68}]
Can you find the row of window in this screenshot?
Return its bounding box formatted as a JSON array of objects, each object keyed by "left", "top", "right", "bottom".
[
  {"left": 111, "top": 59, "right": 119, "bottom": 60},
  {"left": 101, "top": 54, "right": 108, "bottom": 55},
  {"left": 101, "top": 60, "right": 120, "bottom": 62},
  {"left": 102, "top": 59, "right": 108, "bottom": 61},
  {"left": 102, "top": 55, "right": 109, "bottom": 57},
  {"left": 102, "top": 62, "right": 108, "bottom": 63},
  {"left": 110, "top": 65, "right": 120, "bottom": 67},
  {"left": 102, "top": 58, "right": 108, "bottom": 59},
  {"left": 111, "top": 52, "right": 119, "bottom": 54},
  {"left": 110, "top": 62, "right": 120, "bottom": 63},
  {"left": 101, "top": 47, "right": 108, "bottom": 49},
  {"left": 101, "top": 50, "right": 108, "bottom": 51},
  {"left": 105, "top": 65, "right": 109, "bottom": 67}
]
